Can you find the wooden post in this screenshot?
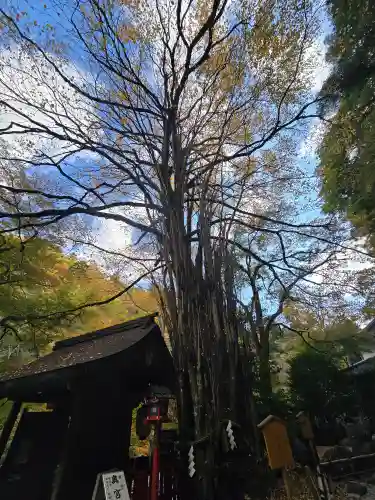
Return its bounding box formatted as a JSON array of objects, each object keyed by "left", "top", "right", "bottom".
[
  {"left": 296, "top": 411, "right": 330, "bottom": 500},
  {"left": 150, "top": 422, "right": 161, "bottom": 500},
  {"left": 258, "top": 415, "right": 295, "bottom": 500},
  {"left": 304, "top": 466, "right": 321, "bottom": 500},
  {"left": 281, "top": 468, "right": 296, "bottom": 500},
  {"left": 0, "top": 400, "right": 22, "bottom": 460}
]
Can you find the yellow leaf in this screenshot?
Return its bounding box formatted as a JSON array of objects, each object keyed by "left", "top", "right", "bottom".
[
  {"left": 118, "top": 25, "right": 138, "bottom": 43},
  {"left": 118, "top": 91, "right": 129, "bottom": 102}
]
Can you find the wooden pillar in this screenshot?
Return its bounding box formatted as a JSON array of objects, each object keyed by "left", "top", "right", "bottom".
[
  {"left": 296, "top": 412, "right": 331, "bottom": 500},
  {"left": 0, "top": 400, "right": 22, "bottom": 460},
  {"left": 56, "top": 376, "right": 134, "bottom": 500}
]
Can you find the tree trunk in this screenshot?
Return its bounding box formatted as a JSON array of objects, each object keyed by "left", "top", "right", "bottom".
[
  {"left": 155, "top": 126, "right": 260, "bottom": 499},
  {"left": 259, "top": 344, "right": 272, "bottom": 400},
  {"left": 160, "top": 242, "right": 259, "bottom": 499}
]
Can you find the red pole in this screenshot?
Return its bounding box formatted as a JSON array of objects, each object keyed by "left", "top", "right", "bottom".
[{"left": 150, "top": 423, "right": 160, "bottom": 500}]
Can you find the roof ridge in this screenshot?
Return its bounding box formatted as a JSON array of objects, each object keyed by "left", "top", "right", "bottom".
[{"left": 53, "top": 313, "right": 158, "bottom": 351}]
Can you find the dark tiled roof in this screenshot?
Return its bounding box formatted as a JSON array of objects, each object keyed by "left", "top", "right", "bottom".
[
  {"left": 0, "top": 314, "right": 158, "bottom": 383},
  {"left": 365, "top": 318, "right": 375, "bottom": 333},
  {"left": 346, "top": 354, "right": 375, "bottom": 375}
]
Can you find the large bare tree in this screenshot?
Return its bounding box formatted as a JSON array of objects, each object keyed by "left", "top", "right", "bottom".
[{"left": 0, "top": 0, "right": 367, "bottom": 495}]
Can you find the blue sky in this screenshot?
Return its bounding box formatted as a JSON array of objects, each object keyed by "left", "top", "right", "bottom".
[
  {"left": 1, "top": 0, "right": 356, "bottom": 274},
  {"left": 0, "top": 0, "right": 372, "bottom": 329}
]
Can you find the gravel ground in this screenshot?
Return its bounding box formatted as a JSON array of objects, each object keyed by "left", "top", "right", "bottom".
[
  {"left": 335, "top": 474, "right": 375, "bottom": 500},
  {"left": 361, "top": 484, "right": 375, "bottom": 500}
]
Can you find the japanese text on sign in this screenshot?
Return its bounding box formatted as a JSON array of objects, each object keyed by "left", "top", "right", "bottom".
[{"left": 102, "top": 471, "right": 130, "bottom": 500}]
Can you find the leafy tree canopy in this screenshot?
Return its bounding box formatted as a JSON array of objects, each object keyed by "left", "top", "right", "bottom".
[
  {"left": 282, "top": 299, "right": 375, "bottom": 359},
  {"left": 319, "top": 0, "right": 375, "bottom": 245},
  {"left": 288, "top": 348, "right": 359, "bottom": 419},
  {"left": 0, "top": 233, "right": 158, "bottom": 373}
]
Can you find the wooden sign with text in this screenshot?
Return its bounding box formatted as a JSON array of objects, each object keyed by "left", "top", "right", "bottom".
[{"left": 92, "top": 470, "right": 130, "bottom": 500}]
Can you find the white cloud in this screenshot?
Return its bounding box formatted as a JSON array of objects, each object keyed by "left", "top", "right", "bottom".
[
  {"left": 305, "top": 38, "right": 331, "bottom": 94},
  {"left": 0, "top": 45, "right": 147, "bottom": 267},
  {"left": 94, "top": 213, "right": 133, "bottom": 252},
  {"left": 299, "top": 117, "right": 326, "bottom": 158},
  {"left": 342, "top": 237, "right": 374, "bottom": 272},
  {"left": 0, "top": 46, "right": 98, "bottom": 161},
  {"left": 298, "top": 36, "right": 333, "bottom": 159},
  {"left": 308, "top": 237, "right": 373, "bottom": 287},
  {"left": 73, "top": 203, "right": 158, "bottom": 282}
]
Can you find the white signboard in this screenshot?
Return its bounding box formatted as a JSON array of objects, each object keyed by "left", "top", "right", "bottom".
[{"left": 92, "top": 471, "right": 130, "bottom": 500}]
